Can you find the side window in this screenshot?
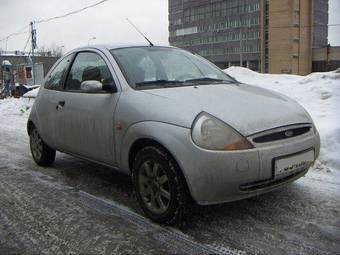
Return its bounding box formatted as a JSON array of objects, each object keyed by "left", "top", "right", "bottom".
[
  {"left": 65, "top": 52, "right": 114, "bottom": 91},
  {"left": 45, "top": 54, "right": 73, "bottom": 90}
]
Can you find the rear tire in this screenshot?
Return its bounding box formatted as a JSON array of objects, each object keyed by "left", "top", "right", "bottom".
[
  {"left": 132, "top": 146, "right": 190, "bottom": 225},
  {"left": 29, "top": 126, "right": 56, "bottom": 166}
]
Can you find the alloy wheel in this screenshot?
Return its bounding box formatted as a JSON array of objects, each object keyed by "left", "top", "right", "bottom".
[
  {"left": 30, "top": 129, "right": 43, "bottom": 160},
  {"left": 138, "top": 160, "right": 171, "bottom": 214}
]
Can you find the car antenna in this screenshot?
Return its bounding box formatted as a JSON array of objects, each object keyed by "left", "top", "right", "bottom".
[{"left": 126, "top": 18, "right": 154, "bottom": 47}]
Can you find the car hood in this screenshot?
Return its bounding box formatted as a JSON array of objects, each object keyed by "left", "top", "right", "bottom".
[{"left": 140, "top": 83, "right": 312, "bottom": 136}]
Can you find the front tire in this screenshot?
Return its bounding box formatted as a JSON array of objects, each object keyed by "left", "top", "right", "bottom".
[
  {"left": 29, "top": 126, "right": 56, "bottom": 166},
  {"left": 132, "top": 146, "right": 189, "bottom": 225}
]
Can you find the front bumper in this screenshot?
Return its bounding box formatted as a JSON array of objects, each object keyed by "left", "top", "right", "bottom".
[{"left": 173, "top": 128, "right": 320, "bottom": 205}]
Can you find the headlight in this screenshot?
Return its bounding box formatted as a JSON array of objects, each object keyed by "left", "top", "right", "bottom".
[{"left": 191, "top": 112, "right": 254, "bottom": 151}]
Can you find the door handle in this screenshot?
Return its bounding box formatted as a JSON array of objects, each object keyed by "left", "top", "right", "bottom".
[{"left": 56, "top": 100, "right": 65, "bottom": 110}]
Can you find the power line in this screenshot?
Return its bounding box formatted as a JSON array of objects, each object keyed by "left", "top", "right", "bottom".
[
  {"left": 36, "top": 0, "right": 110, "bottom": 24},
  {"left": 0, "top": 0, "right": 110, "bottom": 44},
  {"left": 0, "top": 28, "right": 29, "bottom": 43}
]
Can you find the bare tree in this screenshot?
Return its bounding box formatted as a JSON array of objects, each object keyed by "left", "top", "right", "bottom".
[
  {"left": 37, "top": 44, "right": 63, "bottom": 57},
  {"left": 49, "top": 43, "right": 64, "bottom": 57},
  {"left": 37, "top": 45, "right": 49, "bottom": 56}
]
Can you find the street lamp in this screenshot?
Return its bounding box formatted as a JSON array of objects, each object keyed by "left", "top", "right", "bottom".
[{"left": 88, "top": 37, "right": 96, "bottom": 46}]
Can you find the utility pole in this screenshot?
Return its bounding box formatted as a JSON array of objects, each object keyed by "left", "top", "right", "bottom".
[{"left": 30, "top": 21, "right": 37, "bottom": 85}]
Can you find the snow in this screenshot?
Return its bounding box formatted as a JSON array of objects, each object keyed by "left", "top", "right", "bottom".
[
  {"left": 23, "top": 85, "right": 40, "bottom": 90},
  {"left": 0, "top": 97, "right": 34, "bottom": 118},
  {"left": 22, "top": 87, "right": 40, "bottom": 98},
  {"left": 1, "top": 60, "right": 12, "bottom": 66},
  {"left": 225, "top": 67, "right": 340, "bottom": 178}
]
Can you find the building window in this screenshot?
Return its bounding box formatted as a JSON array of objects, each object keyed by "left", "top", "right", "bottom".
[{"left": 25, "top": 67, "right": 32, "bottom": 79}]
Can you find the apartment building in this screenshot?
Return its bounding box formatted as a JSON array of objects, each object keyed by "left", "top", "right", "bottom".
[{"left": 168, "top": 0, "right": 329, "bottom": 75}]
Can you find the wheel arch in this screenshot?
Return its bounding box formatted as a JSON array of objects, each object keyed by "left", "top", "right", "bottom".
[
  {"left": 27, "top": 102, "right": 40, "bottom": 136},
  {"left": 129, "top": 138, "right": 166, "bottom": 172},
  {"left": 120, "top": 121, "right": 195, "bottom": 202}
]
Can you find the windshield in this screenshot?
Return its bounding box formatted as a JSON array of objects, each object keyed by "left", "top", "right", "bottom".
[{"left": 110, "top": 47, "right": 235, "bottom": 89}]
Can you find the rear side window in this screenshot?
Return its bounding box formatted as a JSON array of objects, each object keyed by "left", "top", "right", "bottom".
[
  {"left": 44, "top": 54, "right": 73, "bottom": 90},
  {"left": 65, "top": 52, "right": 114, "bottom": 91}
]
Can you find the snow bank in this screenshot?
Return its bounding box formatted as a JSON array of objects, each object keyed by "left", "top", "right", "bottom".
[
  {"left": 225, "top": 67, "right": 340, "bottom": 174},
  {"left": 0, "top": 98, "right": 34, "bottom": 118}
]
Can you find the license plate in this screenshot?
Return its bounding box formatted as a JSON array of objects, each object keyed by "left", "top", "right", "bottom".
[{"left": 274, "top": 150, "right": 314, "bottom": 176}]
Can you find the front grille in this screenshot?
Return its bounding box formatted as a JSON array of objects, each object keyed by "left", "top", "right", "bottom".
[{"left": 253, "top": 126, "right": 311, "bottom": 143}]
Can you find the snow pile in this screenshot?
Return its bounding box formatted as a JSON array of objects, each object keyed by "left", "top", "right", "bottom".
[
  {"left": 225, "top": 67, "right": 340, "bottom": 174},
  {"left": 0, "top": 98, "right": 34, "bottom": 118},
  {"left": 23, "top": 87, "right": 40, "bottom": 98}
]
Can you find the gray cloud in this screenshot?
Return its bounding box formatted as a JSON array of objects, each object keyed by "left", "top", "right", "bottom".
[{"left": 0, "top": 0, "right": 168, "bottom": 52}]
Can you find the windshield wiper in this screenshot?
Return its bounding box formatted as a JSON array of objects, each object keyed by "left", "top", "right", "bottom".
[
  {"left": 184, "top": 77, "right": 233, "bottom": 84},
  {"left": 135, "top": 80, "right": 184, "bottom": 88}
]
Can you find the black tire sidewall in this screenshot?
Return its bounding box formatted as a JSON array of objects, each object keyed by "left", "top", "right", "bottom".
[
  {"left": 29, "top": 127, "right": 55, "bottom": 166},
  {"left": 132, "top": 146, "right": 184, "bottom": 224}
]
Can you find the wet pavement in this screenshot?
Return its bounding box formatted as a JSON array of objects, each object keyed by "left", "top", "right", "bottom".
[
  {"left": 0, "top": 166, "right": 229, "bottom": 255},
  {"left": 0, "top": 114, "right": 339, "bottom": 254}
]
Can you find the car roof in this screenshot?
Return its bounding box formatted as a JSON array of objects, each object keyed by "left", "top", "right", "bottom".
[{"left": 74, "top": 43, "right": 175, "bottom": 52}]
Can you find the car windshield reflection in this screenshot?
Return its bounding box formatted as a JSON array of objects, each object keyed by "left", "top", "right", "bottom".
[{"left": 110, "top": 47, "right": 236, "bottom": 89}]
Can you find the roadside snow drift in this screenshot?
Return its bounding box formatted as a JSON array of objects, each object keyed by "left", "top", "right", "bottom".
[
  {"left": 225, "top": 67, "right": 340, "bottom": 174},
  {"left": 0, "top": 98, "right": 33, "bottom": 118}
]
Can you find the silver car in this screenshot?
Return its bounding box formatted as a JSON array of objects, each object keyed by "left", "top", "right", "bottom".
[{"left": 28, "top": 44, "right": 320, "bottom": 224}]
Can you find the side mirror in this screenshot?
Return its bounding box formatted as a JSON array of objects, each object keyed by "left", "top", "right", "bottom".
[
  {"left": 102, "top": 82, "right": 117, "bottom": 93},
  {"left": 80, "top": 80, "right": 103, "bottom": 92}
]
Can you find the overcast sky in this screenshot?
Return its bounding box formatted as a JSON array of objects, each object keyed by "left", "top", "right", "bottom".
[{"left": 0, "top": 0, "right": 339, "bottom": 53}]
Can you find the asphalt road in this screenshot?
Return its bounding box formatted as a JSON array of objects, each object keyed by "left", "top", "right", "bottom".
[{"left": 0, "top": 112, "right": 339, "bottom": 254}]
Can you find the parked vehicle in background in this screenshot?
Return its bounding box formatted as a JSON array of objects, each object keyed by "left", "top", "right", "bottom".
[
  {"left": 27, "top": 44, "right": 320, "bottom": 224},
  {"left": 21, "top": 85, "right": 40, "bottom": 98},
  {"left": 13, "top": 84, "right": 40, "bottom": 98}
]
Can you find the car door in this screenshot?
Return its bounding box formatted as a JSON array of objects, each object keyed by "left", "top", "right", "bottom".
[
  {"left": 55, "top": 50, "right": 120, "bottom": 165},
  {"left": 36, "top": 53, "right": 74, "bottom": 149}
]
